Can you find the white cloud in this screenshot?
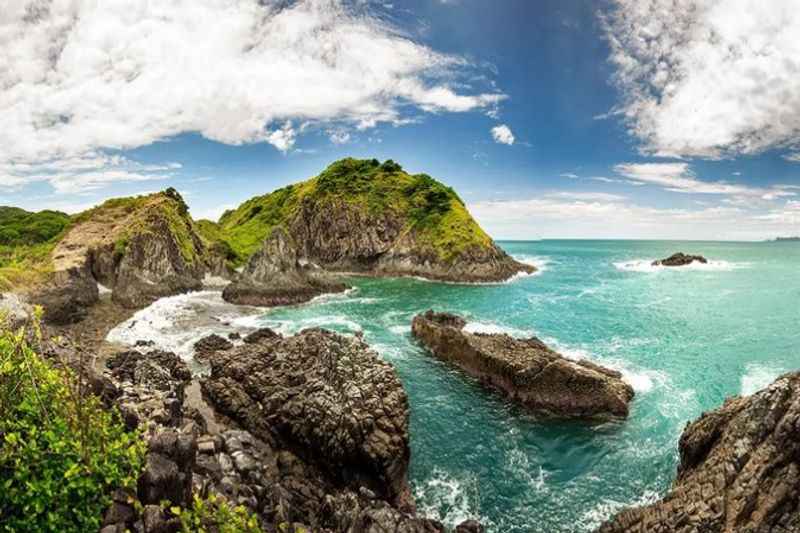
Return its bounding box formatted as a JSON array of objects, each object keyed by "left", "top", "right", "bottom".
[
  {"left": 546, "top": 191, "right": 627, "bottom": 202},
  {"left": 560, "top": 173, "right": 579, "bottom": 179},
  {"left": 614, "top": 162, "right": 795, "bottom": 200},
  {"left": 328, "top": 129, "right": 352, "bottom": 144},
  {"left": 469, "top": 196, "right": 799, "bottom": 241},
  {"left": 784, "top": 153, "right": 800, "bottom": 163},
  {"left": 603, "top": 0, "right": 800, "bottom": 158},
  {"left": 0, "top": 0, "right": 504, "bottom": 192},
  {"left": 491, "top": 124, "right": 515, "bottom": 145}
]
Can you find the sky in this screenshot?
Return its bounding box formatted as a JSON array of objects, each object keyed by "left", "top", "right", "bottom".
[{"left": 1, "top": 0, "right": 799, "bottom": 240}]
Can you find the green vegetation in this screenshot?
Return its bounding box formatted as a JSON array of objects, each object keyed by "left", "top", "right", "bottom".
[
  {"left": 0, "top": 317, "right": 146, "bottom": 532},
  {"left": 175, "top": 493, "right": 265, "bottom": 533},
  {"left": 0, "top": 207, "right": 70, "bottom": 246},
  {"left": 218, "top": 158, "right": 492, "bottom": 264},
  {"left": 0, "top": 208, "right": 71, "bottom": 290}
]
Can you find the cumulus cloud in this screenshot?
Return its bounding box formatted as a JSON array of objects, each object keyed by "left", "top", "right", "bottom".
[
  {"left": 0, "top": 0, "right": 504, "bottom": 192},
  {"left": 603, "top": 0, "right": 800, "bottom": 158},
  {"left": 784, "top": 153, "right": 800, "bottom": 163},
  {"left": 614, "top": 162, "right": 796, "bottom": 200},
  {"left": 491, "top": 124, "right": 515, "bottom": 145}
]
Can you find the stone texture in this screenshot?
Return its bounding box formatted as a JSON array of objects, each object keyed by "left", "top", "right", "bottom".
[
  {"left": 222, "top": 227, "right": 349, "bottom": 307},
  {"left": 412, "top": 310, "right": 635, "bottom": 418},
  {"left": 652, "top": 252, "right": 708, "bottom": 267},
  {"left": 598, "top": 371, "right": 800, "bottom": 533}
]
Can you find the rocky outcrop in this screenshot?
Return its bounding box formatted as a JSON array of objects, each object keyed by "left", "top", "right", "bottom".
[
  {"left": 222, "top": 227, "right": 349, "bottom": 306},
  {"left": 599, "top": 371, "right": 800, "bottom": 532},
  {"left": 198, "top": 327, "right": 448, "bottom": 530},
  {"left": 193, "top": 333, "right": 234, "bottom": 361},
  {"left": 219, "top": 158, "right": 533, "bottom": 283},
  {"left": 34, "top": 189, "right": 232, "bottom": 323},
  {"left": 411, "top": 311, "right": 635, "bottom": 418},
  {"left": 652, "top": 253, "right": 708, "bottom": 267}
]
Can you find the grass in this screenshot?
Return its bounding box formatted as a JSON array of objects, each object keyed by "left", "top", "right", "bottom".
[{"left": 218, "top": 158, "right": 493, "bottom": 264}]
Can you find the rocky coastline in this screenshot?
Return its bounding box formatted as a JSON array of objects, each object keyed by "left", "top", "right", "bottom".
[
  {"left": 652, "top": 253, "right": 708, "bottom": 267},
  {"left": 411, "top": 310, "right": 635, "bottom": 419}
]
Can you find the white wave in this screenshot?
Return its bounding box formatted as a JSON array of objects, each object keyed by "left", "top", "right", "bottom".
[
  {"left": 413, "top": 469, "right": 484, "bottom": 529},
  {"left": 505, "top": 447, "right": 548, "bottom": 493},
  {"left": 307, "top": 287, "right": 358, "bottom": 305},
  {"left": 740, "top": 364, "right": 784, "bottom": 396},
  {"left": 544, "top": 337, "right": 662, "bottom": 394},
  {"left": 243, "top": 314, "right": 364, "bottom": 336},
  {"left": 464, "top": 321, "right": 534, "bottom": 338},
  {"left": 106, "top": 290, "right": 258, "bottom": 359},
  {"left": 388, "top": 324, "right": 411, "bottom": 336},
  {"left": 614, "top": 258, "right": 743, "bottom": 273},
  {"left": 579, "top": 489, "right": 661, "bottom": 531}
]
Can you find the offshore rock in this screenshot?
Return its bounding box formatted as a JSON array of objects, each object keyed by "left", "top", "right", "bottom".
[
  {"left": 411, "top": 310, "right": 634, "bottom": 418},
  {"left": 652, "top": 252, "right": 708, "bottom": 267},
  {"left": 599, "top": 371, "right": 800, "bottom": 532},
  {"left": 222, "top": 227, "right": 349, "bottom": 307}
]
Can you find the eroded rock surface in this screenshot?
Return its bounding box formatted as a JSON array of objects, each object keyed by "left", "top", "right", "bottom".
[
  {"left": 222, "top": 227, "right": 349, "bottom": 306},
  {"left": 652, "top": 252, "right": 708, "bottom": 267},
  {"left": 411, "top": 310, "right": 634, "bottom": 418},
  {"left": 599, "top": 372, "right": 800, "bottom": 533}
]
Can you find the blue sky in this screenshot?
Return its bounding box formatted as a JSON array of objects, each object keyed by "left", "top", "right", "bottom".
[{"left": 1, "top": 0, "right": 799, "bottom": 240}]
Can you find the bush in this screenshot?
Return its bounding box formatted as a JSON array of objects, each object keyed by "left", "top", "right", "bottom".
[
  {"left": 176, "top": 493, "right": 264, "bottom": 533},
  {"left": 0, "top": 317, "right": 146, "bottom": 532}
]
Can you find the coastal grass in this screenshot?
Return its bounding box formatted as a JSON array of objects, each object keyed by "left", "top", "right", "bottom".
[
  {"left": 0, "top": 317, "right": 146, "bottom": 532},
  {"left": 218, "top": 158, "right": 494, "bottom": 264}
]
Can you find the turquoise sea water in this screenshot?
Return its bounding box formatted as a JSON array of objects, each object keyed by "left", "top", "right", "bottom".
[
  {"left": 111, "top": 240, "right": 800, "bottom": 532},
  {"left": 249, "top": 240, "right": 800, "bottom": 532}
]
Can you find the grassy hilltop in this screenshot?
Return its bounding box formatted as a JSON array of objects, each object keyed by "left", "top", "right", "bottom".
[{"left": 217, "top": 158, "right": 493, "bottom": 265}]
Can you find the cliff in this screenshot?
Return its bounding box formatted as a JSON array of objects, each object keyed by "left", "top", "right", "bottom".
[
  {"left": 218, "top": 158, "right": 533, "bottom": 283},
  {"left": 30, "top": 188, "right": 231, "bottom": 323},
  {"left": 599, "top": 372, "right": 800, "bottom": 532}
]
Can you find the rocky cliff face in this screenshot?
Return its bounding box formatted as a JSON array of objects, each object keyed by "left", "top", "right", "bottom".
[
  {"left": 599, "top": 372, "right": 800, "bottom": 532},
  {"left": 32, "top": 189, "right": 231, "bottom": 322},
  {"left": 412, "top": 311, "right": 635, "bottom": 418},
  {"left": 219, "top": 158, "right": 533, "bottom": 283},
  {"left": 222, "top": 227, "right": 349, "bottom": 306}
]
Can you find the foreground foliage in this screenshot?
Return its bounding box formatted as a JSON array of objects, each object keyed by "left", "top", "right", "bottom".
[
  {"left": 0, "top": 317, "right": 146, "bottom": 532},
  {"left": 176, "top": 493, "right": 265, "bottom": 533}
]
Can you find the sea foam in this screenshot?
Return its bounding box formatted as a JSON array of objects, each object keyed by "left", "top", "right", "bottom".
[
  {"left": 614, "top": 258, "right": 743, "bottom": 273},
  {"left": 740, "top": 364, "right": 784, "bottom": 396}
]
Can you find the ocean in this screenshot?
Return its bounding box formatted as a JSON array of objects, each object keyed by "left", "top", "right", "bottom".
[{"left": 107, "top": 240, "right": 800, "bottom": 532}]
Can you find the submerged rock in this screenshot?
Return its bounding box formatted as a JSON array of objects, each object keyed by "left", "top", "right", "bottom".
[
  {"left": 652, "top": 252, "right": 708, "bottom": 267},
  {"left": 411, "top": 310, "right": 634, "bottom": 418},
  {"left": 222, "top": 227, "right": 349, "bottom": 307},
  {"left": 598, "top": 371, "right": 800, "bottom": 532}
]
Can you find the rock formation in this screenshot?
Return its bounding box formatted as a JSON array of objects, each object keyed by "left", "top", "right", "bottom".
[
  {"left": 652, "top": 253, "right": 708, "bottom": 267},
  {"left": 598, "top": 371, "right": 800, "bottom": 533},
  {"left": 222, "top": 227, "right": 349, "bottom": 306},
  {"left": 411, "top": 311, "right": 635, "bottom": 418},
  {"left": 31, "top": 189, "right": 232, "bottom": 323},
  {"left": 218, "top": 158, "right": 533, "bottom": 283}
]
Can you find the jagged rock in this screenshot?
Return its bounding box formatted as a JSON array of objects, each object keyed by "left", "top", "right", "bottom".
[
  {"left": 138, "top": 430, "right": 197, "bottom": 507},
  {"left": 455, "top": 520, "right": 484, "bottom": 533},
  {"left": 193, "top": 333, "right": 233, "bottom": 361},
  {"left": 598, "top": 371, "right": 800, "bottom": 532},
  {"left": 243, "top": 327, "right": 280, "bottom": 344},
  {"left": 222, "top": 227, "right": 349, "bottom": 307},
  {"left": 201, "top": 328, "right": 413, "bottom": 508},
  {"left": 652, "top": 252, "right": 708, "bottom": 267},
  {"left": 411, "top": 311, "right": 635, "bottom": 418},
  {"left": 30, "top": 266, "right": 99, "bottom": 324}
]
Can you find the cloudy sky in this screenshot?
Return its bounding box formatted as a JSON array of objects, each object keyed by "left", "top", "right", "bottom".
[{"left": 2, "top": 0, "right": 799, "bottom": 240}]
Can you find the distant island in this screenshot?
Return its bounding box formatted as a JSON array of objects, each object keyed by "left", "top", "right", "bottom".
[{"left": 773, "top": 236, "right": 800, "bottom": 242}]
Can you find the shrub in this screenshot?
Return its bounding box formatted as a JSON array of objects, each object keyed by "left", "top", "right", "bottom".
[
  {"left": 0, "top": 317, "right": 146, "bottom": 532},
  {"left": 176, "top": 493, "right": 263, "bottom": 533}
]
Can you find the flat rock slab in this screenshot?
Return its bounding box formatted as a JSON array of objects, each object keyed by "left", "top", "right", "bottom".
[{"left": 411, "top": 310, "right": 634, "bottom": 419}]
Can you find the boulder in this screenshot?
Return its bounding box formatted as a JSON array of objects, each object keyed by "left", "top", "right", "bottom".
[
  {"left": 411, "top": 311, "right": 635, "bottom": 418},
  {"left": 30, "top": 266, "right": 99, "bottom": 325},
  {"left": 652, "top": 253, "right": 708, "bottom": 267},
  {"left": 598, "top": 372, "right": 800, "bottom": 532},
  {"left": 222, "top": 227, "right": 349, "bottom": 307},
  {"left": 193, "top": 333, "right": 233, "bottom": 361},
  {"left": 201, "top": 328, "right": 413, "bottom": 507}
]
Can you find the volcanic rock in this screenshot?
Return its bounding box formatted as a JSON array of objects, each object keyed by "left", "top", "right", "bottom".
[
  {"left": 652, "top": 252, "right": 708, "bottom": 267},
  {"left": 598, "top": 371, "right": 800, "bottom": 532},
  {"left": 411, "top": 310, "right": 635, "bottom": 418}
]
